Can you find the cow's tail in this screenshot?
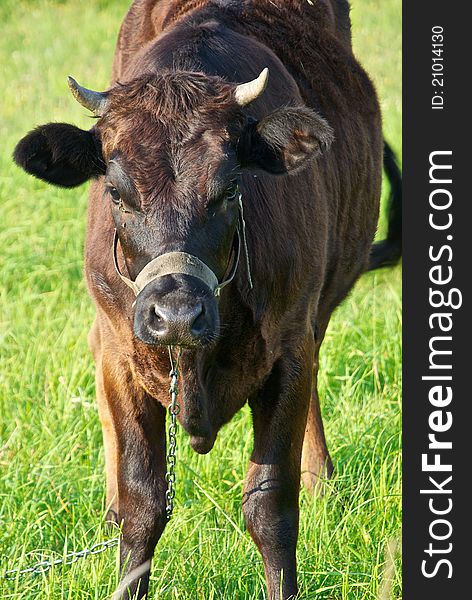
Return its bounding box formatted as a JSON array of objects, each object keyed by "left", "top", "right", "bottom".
[{"left": 368, "top": 141, "right": 402, "bottom": 271}]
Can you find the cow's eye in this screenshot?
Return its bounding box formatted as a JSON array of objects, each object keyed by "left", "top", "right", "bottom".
[{"left": 108, "top": 187, "right": 121, "bottom": 204}]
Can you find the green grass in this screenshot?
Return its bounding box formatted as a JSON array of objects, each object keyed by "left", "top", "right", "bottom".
[{"left": 0, "top": 1, "right": 401, "bottom": 598}]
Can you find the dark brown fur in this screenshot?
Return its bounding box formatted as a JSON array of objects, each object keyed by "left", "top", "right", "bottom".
[{"left": 14, "top": 1, "right": 384, "bottom": 598}]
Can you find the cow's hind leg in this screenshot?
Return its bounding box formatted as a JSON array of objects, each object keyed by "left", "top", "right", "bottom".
[
  {"left": 243, "top": 340, "right": 313, "bottom": 600},
  {"left": 100, "top": 357, "right": 167, "bottom": 600},
  {"left": 96, "top": 365, "right": 119, "bottom": 525},
  {"left": 89, "top": 320, "right": 119, "bottom": 524},
  {"left": 301, "top": 353, "right": 333, "bottom": 494},
  {"left": 89, "top": 319, "right": 121, "bottom": 525}
]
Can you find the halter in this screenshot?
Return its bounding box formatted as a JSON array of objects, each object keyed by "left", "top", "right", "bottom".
[{"left": 112, "top": 193, "right": 253, "bottom": 298}]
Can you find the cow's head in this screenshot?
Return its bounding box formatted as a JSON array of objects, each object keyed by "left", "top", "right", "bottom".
[{"left": 14, "top": 69, "right": 333, "bottom": 348}]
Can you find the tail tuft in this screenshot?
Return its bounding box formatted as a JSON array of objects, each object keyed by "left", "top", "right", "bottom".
[{"left": 369, "top": 141, "right": 402, "bottom": 271}]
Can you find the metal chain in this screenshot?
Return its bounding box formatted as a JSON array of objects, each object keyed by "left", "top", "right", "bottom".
[
  {"left": 165, "top": 346, "right": 181, "bottom": 520},
  {"left": 2, "top": 538, "right": 119, "bottom": 580},
  {"left": 3, "top": 352, "right": 181, "bottom": 580}
]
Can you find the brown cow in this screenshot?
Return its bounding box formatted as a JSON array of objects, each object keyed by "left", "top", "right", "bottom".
[{"left": 14, "top": 1, "right": 401, "bottom": 598}]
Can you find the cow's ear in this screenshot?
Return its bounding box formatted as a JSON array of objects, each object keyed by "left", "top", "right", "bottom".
[
  {"left": 13, "top": 123, "right": 105, "bottom": 188},
  {"left": 238, "top": 107, "right": 334, "bottom": 174}
]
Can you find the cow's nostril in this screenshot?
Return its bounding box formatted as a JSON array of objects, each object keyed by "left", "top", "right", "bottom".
[
  {"left": 152, "top": 305, "right": 168, "bottom": 333},
  {"left": 144, "top": 301, "right": 210, "bottom": 345},
  {"left": 191, "top": 303, "right": 207, "bottom": 337}
]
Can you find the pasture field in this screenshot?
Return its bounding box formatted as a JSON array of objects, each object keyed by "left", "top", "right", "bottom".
[{"left": 0, "top": 1, "right": 402, "bottom": 599}]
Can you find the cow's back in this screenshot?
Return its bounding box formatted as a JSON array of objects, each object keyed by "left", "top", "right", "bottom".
[{"left": 113, "top": 1, "right": 352, "bottom": 79}]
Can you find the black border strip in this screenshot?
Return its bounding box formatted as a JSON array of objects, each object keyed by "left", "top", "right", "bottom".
[{"left": 404, "top": 3, "right": 469, "bottom": 597}]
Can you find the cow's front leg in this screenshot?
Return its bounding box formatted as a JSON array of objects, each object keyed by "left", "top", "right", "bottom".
[
  {"left": 101, "top": 359, "right": 167, "bottom": 600},
  {"left": 243, "top": 343, "right": 313, "bottom": 600}
]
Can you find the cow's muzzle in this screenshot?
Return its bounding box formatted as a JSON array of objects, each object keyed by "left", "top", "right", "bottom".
[{"left": 132, "top": 273, "right": 219, "bottom": 347}]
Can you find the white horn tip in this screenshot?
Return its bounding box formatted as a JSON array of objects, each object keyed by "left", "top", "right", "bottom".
[
  {"left": 259, "top": 67, "right": 269, "bottom": 88},
  {"left": 256, "top": 67, "right": 269, "bottom": 96},
  {"left": 235, "top": 67, "right": 270, "bottom": 106}
]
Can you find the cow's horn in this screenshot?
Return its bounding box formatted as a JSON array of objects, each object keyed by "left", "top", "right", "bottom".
[
  {"left": 234, "top": 68, "right": 269, "bottom": 106},
  {"left": 67, "top": 76, "right": 109, "bottom": 116}
]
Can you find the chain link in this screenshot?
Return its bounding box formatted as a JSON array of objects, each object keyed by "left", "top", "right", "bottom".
[
  {"left": 3, "top": 351, "right": 181, "bottom": 580},
  {"left": 165, "top": 346, "right": 181, "bottom": 520},
  {"left": 3, "top": 538, "right": 119, "bottom": 580}
]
